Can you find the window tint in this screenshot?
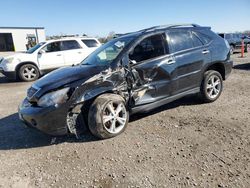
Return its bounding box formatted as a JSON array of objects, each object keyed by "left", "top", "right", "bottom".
[
  {"left": 192, "top": 32, "right": 203, "bottom": 47},
  {"left": 168, "top": 30, "right": 193, "bottom": 53},
  {"left": 62, "top": 40, "right": 81, "bottom": 50},
  {"left": 195, "top": 32, "right": 212, "bottom": 44},
  {"left": 42, "top": 42, "right": 61, "bottom": 53},
  {"left": 82, "top": 39, "right": 99, "bottom": 48},
  {"left": 129, "top": 34, "right": 166, "bottom": 62}
]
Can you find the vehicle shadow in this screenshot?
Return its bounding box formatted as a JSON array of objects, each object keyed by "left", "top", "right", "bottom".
[
  {"left": 0, "top": 75, "right": 18, "bottom": 84},
  {"left": 130, "top": 94, "right": 202, "bottom": 122},
  {"left": 0, "top": 113, "right": 98, "bottom": 150},
  {"left": 233, "top": 62, "right": 250, "bottom": 70},
  {"left": 0, "top": 95, "right": 201, "bottom": 150}
]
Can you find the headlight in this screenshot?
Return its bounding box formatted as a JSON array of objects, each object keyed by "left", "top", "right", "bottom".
[
  {"left": 4, "top": 57, "right": 14, "bottom": 64},
  {"left": 37, "top": 87, "right": 70, "bottom": 107}
]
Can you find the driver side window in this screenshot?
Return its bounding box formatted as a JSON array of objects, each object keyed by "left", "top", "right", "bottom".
[
  {"left": 129, "top": 34, "right": 167, "bottom": 63},
  {"left": 42, "top": 42, "right": 61, "bottom": 53}
]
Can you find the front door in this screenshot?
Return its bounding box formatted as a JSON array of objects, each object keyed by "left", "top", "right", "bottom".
[
  {"left": 38, "top": 41, "right": 64, "bottom": 70},
  {"left": 127, "top": 33, "right": 177, "bottom": 106}
]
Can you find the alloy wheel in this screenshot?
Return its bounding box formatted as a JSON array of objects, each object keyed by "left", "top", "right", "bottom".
[
  {"left": 206, "top": 75, "right": 222, "bottom": 99},
  {"left": 23, "top": 66, "right": 37, "bottom": 80},
  {"left": 102, "top": 101, "right": 127, "bottom": 134}
]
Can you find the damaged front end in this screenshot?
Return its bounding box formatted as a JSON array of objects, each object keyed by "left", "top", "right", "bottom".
[
  {"left": 18, "top": 33, "right": 155, "bottom": 138},
  {"left": 65, "top": 66, "right": 131, "bottom": 138}
]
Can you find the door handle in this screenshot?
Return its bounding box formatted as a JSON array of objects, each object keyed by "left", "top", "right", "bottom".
[
  {"left": 202, "top": 50, "right": 210, "bottom": 54},
  {"left": 78, "top": 52, "right": 82, "bottom": 54},
  {"left": 57, "top": 54, "right": 62, "bottom": 56},
  {"left": 167, "top": 59, "right": 176, "bottom": 64},
  {"left": 162, "top": 57, "right": 176, "bottom": 65}
]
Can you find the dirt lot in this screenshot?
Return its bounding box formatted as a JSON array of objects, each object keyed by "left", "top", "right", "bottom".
[{"left": 0, "top": 53, "right": 249, "bottom": 188}]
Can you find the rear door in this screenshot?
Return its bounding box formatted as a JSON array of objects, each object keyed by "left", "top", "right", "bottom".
[
  {"left": 61, "top": 40, "right": 84, "bottom": 66},
  {"left": 166, "top": 29, "right": 211, "bottom": 94},
  {"left": 127, "top": 33, "right": 177, "bottom": 106},
  {"left": 38, "top": 41, "right": 64, "bottom": 70}
]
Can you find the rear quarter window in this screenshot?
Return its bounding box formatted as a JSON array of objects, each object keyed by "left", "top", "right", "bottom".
[
  {"left": 82, "top": 39, "right": 99, "bottom": 48},
  {"left": 194, "top": 31, "right": 212, "bottom": 44},
  {"left": 191, "top": 32, "right": 203, "bottom": 47}
]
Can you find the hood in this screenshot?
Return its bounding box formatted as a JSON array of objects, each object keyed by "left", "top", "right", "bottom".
[
  {"left": 5, "top": 52, "right": 31, "bottom": 59},
  {"left": 3, "top": 53, "right": 34, "bottom": 63},
  {"left": 34, "top": 65, "right": 105, "bottom": 92}
]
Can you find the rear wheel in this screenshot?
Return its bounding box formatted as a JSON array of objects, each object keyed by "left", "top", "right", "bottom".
[
  {"left": 18, "top": 64, "right": 39, "bottom": 81},
  {"left": 199, "top": 70, "right": 223, "bottom": 103},
  {"left": 88, "top": 94, "right": 129, "bottom": 139}
]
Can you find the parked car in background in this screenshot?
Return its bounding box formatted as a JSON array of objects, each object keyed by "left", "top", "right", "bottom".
[
  {"left": 218, "top": 33, "right": 248, "bottom": 54},
  {"left": 0, "top": 37, "right": 101, "bottom": 81},
  {"left": 242, "top": 34, "right": 250, "bottom": 51},
  {"left": 19, "top": 24, "right": 232, "bottom": 139}
]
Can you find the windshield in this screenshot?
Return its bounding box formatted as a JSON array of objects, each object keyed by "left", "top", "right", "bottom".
[
  {"left": 26, "top": 42, "right": 46, "bottom": 54},
  {"left": 81, "top": 36, "right": 135, "bottom": 66}
]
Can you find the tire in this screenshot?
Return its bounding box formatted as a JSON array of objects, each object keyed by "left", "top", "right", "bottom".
[
  {"left": 230, "top": 45, "right": 234, "bottom": 55},
  {"left": 88, "top": 94, "right": 129, "bottom": 139},
  {"left": 18, "top": 64, "right": 40, "bottom": 81},
  {"left": 199, "top": 70, "right": 223, "bottom": 103}
]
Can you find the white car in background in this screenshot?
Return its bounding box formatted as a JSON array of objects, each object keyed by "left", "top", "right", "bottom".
[{"left": 0, "top": 37, "right": 101, "bottom": 81}]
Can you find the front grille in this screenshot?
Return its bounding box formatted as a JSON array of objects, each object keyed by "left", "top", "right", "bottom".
[{"left": 27, "top": 86, "right": 39, "bottom": 99}]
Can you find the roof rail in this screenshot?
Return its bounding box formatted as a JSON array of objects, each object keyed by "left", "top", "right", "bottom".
[
  {"left": 168, "top": 23, "right": 201, "bottom": 28},
  {"left": 140, "top": 23, "right": 201, "bottom": 33}
]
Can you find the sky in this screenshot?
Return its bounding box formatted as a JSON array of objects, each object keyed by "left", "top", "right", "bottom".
[{"left": 1, "top": 0, "right": 250, "bottom": 37}]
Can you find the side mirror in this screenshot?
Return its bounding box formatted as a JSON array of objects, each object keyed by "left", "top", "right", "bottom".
[
  {"left": 121, "top": 55, "right": 129, "bottom": 68},
  {"left": 38, "top": 49, "right": 46, "bottom": 54}
]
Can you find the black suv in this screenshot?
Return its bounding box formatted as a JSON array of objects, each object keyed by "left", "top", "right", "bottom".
[
  {"left": 19, "top": 24, "right": 232, "bottom": 139},
  {"left": 218, "top": 33, "right": 249, "bottom": 54}
]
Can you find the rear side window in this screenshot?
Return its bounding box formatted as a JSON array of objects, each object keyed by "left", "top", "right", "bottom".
[
  {"left": 82, "top": 39, "right": 99, "bottom": 48},
  {"left": 195, "top": 32, "right": 212, "bottom": 44},
  {"left": 62, "top": 40, "right": 81, "bottom": 50},
  {"left": 129, "top": 34, "right": 166, "bottom": 62},
  {"left": 42, "top": 42, "right": 61, "bottom": 53},
  {"left": 167, "top": 30, "right": 193, "bottom": 53}
]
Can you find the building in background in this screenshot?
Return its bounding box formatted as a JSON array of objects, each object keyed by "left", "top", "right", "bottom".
[{"left": 0, "top": 27, "right": 45, "bottom": 52}]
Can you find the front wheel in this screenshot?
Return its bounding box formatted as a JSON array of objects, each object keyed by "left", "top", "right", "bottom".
[
  {"left": 18, "top": 64, "right": 40, "bottom": 81},
  {"left": 199, "top": 70, "right": 223, "bottom": 103},
  {"left": 88, "top": 94, "right": 129, "bottom": 139}
]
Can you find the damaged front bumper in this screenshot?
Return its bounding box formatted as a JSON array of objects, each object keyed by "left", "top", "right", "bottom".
[{"left": 18, "top": 98, "right": 69, "bottom": 136}]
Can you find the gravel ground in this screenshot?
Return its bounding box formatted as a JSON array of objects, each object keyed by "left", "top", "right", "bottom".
[{"left": 0, "top": 52, "right": 249, "bottom": 188}]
